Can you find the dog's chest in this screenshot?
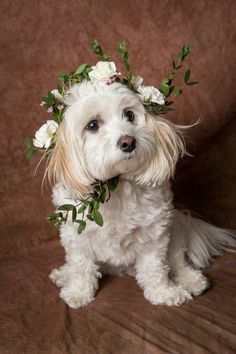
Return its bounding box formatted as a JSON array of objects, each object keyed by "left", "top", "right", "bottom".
[{"left": 85, "top": 180, "right": 174, "bottom": 265}]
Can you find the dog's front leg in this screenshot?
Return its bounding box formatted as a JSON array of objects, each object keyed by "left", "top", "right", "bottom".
[
  {"left": 135, "top": 239, "right": 192, "bottom": 306},
  {"left": 50, "top": 253, "right": 100, "bottom": 309}
]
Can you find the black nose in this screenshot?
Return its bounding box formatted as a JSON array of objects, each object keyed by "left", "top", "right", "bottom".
[{"left": 117, "top": 135, "right": 136, "bottom": 153}]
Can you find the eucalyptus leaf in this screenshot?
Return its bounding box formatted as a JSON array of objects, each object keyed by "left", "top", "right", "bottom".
[
  {"left": 175, "top": 64, "right": 183, "bottom": 70},
  {"left": 187, "top": 81, "right": 199, "bottom": 86},
  {"left": 78, "top": 203, "right": 88, "bottom": 213},
  {"left": 77, "top": 220, "right": 86, "bottom": 234},
  {"left": 93, "top": 209, "right": 104, "bottom": 226},
  {"left": 107, "top": 176, "right": 119, "bottom": 191},
  {"left": 184, "top": 69, "right": 191, "bottom": 83},
  {"left": 159, "top": 78, "right": 170, "bottom": 96},
  {"left": 177, "top": 51, "right": 183, "bottom": 63},
  {"left": 76, "top": 64, "right": 87, "bottom": 74},
  {"left": 26, "top": 149, "right": 36, "bottom": 159},
  {"left": 58, "top": 204, "right": 75, "bottom": 211},
  {"left": 90, "top": 40, "right": 109, "bottom": 61},
  {"left": 72, "top": 207, "right": 77, "bottom": 222},
  {"left": 85, "top": 66, "right": 92, "bottom": 74},
  {"left": 160, "top": 106, "right": 176, "bottom": 112},
  {"left": 87, "top": 214, "right": 94, "bottom": 221},
  {"left": 100, "top": 186, "right": 107, "bottom": 203},
  {"left": 165, "top": 100, "right": 174, "bottom": 106},
  {"left": 173, "top": 87, "right": 183, "bottom": 96}
]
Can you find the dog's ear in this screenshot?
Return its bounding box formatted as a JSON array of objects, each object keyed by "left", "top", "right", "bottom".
[
  {"left": 135, "top": 114, "right": 186, "bottom": 186},
  {"left": 46, "top": 120, "right": 92, "bottom": 195}
]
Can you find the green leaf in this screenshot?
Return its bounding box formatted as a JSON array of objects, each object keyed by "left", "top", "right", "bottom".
[
  {"left": 175, "top": 64, "right": 183, "bottom": 70},
  {"left": 107, "top": 176, "right": 119, "bottom": 191},
  {"left": 93, "top": 209, "right": 104, "bottom": 226},
  {"left": 91, "top": 39, "right": 100, "bottom": 53},
  {"left": 48, "top": 91, "right": 56, "bottom": 102},
  {"left": 184, "top": 69, "right": 191, "bottom": 83},
  {"left": 173, "top": 87, "right": 183, "bottom": 96},
  {"left": 87, "top": 214, "right": 94, "bottom": 221},
  {"left": 57, "top": 204, "right": 75, "bottom": 211},
  {"left": 183, "top": 43, "right": 192, "bottom": 55},
  {"left": 118, "top": 41, "right": 126, "bottom": 53},
  {"left": 160, "top": 106, "right": 176, "bottom": 112},
  {"left": 177, "top": 51, "right": 183, "bottom": 63},
  {"left": 100, "top": 186, "right": 107, "bottom": 203},
  {"left": 88, "top": 201, "right": 94, "bottom": 214},
  {"left": 77, "top": 203, "right": 88, "bottom": 213},
  {"left": 101, "top": 53, "right": 109, "bottom": 61},
  {"left": 168, "top": 86, "right": 175, "bottom": 96},
  {"left": 159, "top": 78, "right": 170, "bottom": 96},
  {"left": 187, "top": 81, "right": 199, "bottom": 86},
  {"left": 72, "top": 207, "right": 77, "bottom": 222},
  {"left": 118, "top": 41, "right": 131, "bottom": 72},
  {"left": 24, "top": 137, "right": 31, "bottom": 148},
  {"left": 77, "top": 220, "right": 86, "bottom": 234},
  {"left": 165, "top": 100, "right": 174, "bottom": 106},
  {"left": 46, "top": 215, "right": 55, "bottom": 222},
  {"left": 90, "top": 40, "right": 109, "bottom": 61},
  {"left": 92, "top": 191, "right": 100, "bottom": 202},
  {"left": 26, "top": 149, "right": 36, "bottom": 159},
  {"left": 93, "top": 200, "right": 99, "bottom": 210},
  {"left": 181, "top": 43, "right": 192, "bottom": 61},
  {"left": 85, "top": 66, "right": 92, "bottom": 74},
  {"left": 177, "top": 43, "right": 192, "bottom": 64},
  {"left": 76, "top": 64, "right": 87, "bottom": 74},
  {"left": 59, "top": 72, "right": 69, "bottom": 84}
]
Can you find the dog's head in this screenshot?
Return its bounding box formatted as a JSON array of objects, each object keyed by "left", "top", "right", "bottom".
[{"left": 47, "top": 81, "right": 185, "bottom": 194}]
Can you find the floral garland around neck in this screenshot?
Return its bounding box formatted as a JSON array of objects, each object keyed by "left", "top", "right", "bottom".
[{"left": 24, "top": 40, "right": 198, "bottom": 234}]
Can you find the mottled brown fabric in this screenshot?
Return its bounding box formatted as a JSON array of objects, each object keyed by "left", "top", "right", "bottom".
[{"left": 0, "top": 0, "right": 236, "bottom": 353}]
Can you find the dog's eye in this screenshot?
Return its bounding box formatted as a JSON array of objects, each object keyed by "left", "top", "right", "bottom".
[
  {"left": 86, "top": 120, "right": 99, "bottom": 132},
  {"left": 124, "top": 110, "right": 135, "bottom": 122}
]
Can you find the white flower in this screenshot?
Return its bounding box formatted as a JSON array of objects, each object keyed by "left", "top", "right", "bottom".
[
  {"left": 88, "top": 61, "right": 120, "bottom": 83},
  {"left": 137, "top": 85, "right": 165, "bottom": 105},
  {"left": 33, "top": 120, "right": 58, "bottom": 149},
  {"left": 51, "top": 89, "right": 63, "bottom": 101},
  {"left": 131, "top": 76, "right": 143, "bottom": 89}
]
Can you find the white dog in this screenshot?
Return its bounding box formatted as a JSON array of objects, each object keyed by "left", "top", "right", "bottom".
[{"left": 48, "top": 81, "right": 235, "bottom": 309}]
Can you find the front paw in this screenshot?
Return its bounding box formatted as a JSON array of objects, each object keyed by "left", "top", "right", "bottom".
[
  {"left": 50, "top": 266, "right": 69, "bottom": 287},
  {"left": 59, "top": 285, "right": 95, "bottom": 309},
  {"left": 144, "top": 284, "right": 192, "bottom": 306},
  {"left": 175, "top": 270, "right": 210, "bottom": 297}
]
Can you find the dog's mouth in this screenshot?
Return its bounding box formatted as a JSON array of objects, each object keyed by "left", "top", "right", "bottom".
[
  {"left": 122, "top": 148, "right": 137, "bottom": 161},
  {"left": 115, "top": 150, "right": 137, "bottom": 173},
  {"left": 123, "top": 154, "right": 134, "bottom": 161}
]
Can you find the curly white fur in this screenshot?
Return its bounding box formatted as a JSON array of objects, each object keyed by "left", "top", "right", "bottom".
[{"left": 48, "top": 81, "right": 235, "bottom": 309}]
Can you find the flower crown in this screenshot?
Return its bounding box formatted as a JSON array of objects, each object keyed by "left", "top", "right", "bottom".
[{"left": 24, "top": 40, "right": 198, "bottom": 234}]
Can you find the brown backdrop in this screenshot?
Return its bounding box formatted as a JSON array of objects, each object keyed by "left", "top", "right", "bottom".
[{"left": 0, "top": 0, "right": 236, "bottom": 353}]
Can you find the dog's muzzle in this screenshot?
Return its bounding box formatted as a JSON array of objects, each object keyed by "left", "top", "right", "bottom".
[{"left": 117, "top": 135, "right": 136, "bottom": 153}]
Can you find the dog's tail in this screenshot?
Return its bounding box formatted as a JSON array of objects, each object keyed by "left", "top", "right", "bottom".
[{"left": 174, "top": 210, "right": 236, "bottom": 268}]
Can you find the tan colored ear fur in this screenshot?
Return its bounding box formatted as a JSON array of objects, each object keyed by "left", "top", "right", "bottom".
[
  {"left": 46, "top": 122, "right": 91, "bottom": 195},
  {"left": 136, "top": 115, "right": 186, "bottom": 185}
]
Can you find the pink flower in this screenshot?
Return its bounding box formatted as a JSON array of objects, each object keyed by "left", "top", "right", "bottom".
[
  {"left": 47, "top": 107, "right": 53, "bottom": 113},
  {"left": 40, "top": 101, "right": 45, "bottom": 106},
  {"left": 57, "top": 104, "right": 64, "bottom": 110}
]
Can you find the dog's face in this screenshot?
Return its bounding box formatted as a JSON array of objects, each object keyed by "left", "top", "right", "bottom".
[{"left": 48, "top": 82, "right": 185, "bottom": 193}]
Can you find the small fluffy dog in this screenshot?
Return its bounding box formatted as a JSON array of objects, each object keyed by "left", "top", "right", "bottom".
[{"left": 48, "top": 81, "right": 235, "bottom": 308}]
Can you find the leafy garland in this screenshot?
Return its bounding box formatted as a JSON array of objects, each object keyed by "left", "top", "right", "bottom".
[{"left": 24, "top": 40, "right": 198, "bottom": 234}]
